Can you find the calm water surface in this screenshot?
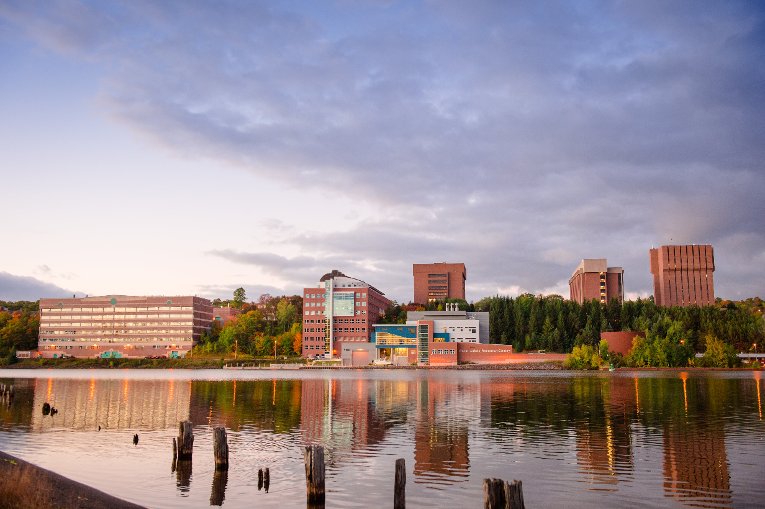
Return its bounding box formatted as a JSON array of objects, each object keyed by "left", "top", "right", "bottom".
[{"left": 0, "top": 369, "right": 763, "bottom": 508}]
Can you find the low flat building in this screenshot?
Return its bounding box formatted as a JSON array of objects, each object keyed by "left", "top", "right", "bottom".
[
  {"left": 37, "top": 295, "right": 213, "bottom": 359},
  {"left": 407, "top": 305, "right": 490, "bottom": 343},
  {"left": 212, "top": 305, "right": 241, "bottom": 326},
  {"left": 569, "top": 259, "right": 624, "bottom": 304}
]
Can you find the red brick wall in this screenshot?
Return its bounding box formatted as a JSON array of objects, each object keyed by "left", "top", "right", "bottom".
[{"left": 600, "top": 331, "right": 644, "bottom": 356}]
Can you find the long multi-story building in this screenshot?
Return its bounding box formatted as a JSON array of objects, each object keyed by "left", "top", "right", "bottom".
[
  {"left": 569, "top": 259, "right": 624, "bottom": 304},
  {"left": 301, "top": 270, "right": 391, "bottom": 360},
  {"left": 650, "top": 245, "right": 715, "bottom": 307},
  {"left": 37, "top": 295, "right": 212, "bottom": 359},
  {"left": 413, "top": 262, "right": 466, "bottom": 304}
]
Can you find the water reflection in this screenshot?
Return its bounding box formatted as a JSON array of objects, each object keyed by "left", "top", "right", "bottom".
[
  {"left": 0, "top": 371, "right": 763, "bottom": 508},
  {"left": 30, "top": 378, "right": 191, "bottom": 431}
]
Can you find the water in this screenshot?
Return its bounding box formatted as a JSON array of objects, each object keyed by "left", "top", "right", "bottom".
[{"left": 0, "top": 369, "right": 763, "bottom": 508}]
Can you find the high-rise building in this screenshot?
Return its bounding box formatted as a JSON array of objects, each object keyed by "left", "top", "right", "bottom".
[
  {"left": 301, "top": 270, "right": 391, "bottom": 360},
  {"left": 569, "top": 259, "right": 624, "bottom": 304},
  {"left": 413, "top": 262, "right": 466, "bottom": 304},
  {"left": 37, "top": 295, "right": 212, "bottom": 359},
  {"left": 650, "top": 245, "right": 715, "bottom": 307}
]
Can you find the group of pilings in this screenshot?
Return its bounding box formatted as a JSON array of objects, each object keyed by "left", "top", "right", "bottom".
[
  {"left": 0, "top": 383, "right": 14, "bottom": 406},
  {"left": 169, "top": 421, "right": 524, "bottom": 508}
]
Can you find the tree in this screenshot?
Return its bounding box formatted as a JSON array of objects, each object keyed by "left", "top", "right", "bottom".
[
  {"left": 233, "top": 287, "right": 247, "bottom": 309},
  {"left": 697, "top": 335, "right": 738, "bottom": 368},
  {"left": 276, "top": 299, "right": 298, "bottom": 332}
]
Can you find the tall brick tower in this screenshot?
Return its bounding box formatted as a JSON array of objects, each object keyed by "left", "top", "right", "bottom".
[{"left": 649, "top": 245, "right": 715, "bottom": 307}]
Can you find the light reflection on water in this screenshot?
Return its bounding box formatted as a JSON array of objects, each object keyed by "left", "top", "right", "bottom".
[{"left": 0, "top": 369, "right": 763, "bottom": 508}]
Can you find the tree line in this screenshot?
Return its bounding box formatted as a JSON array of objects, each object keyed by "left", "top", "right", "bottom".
[
  {"left": 0, "top": 300, "right": 40, "bottom": 364},
  {"left": 196, "top": 291, "right": 304, "bottom": 357},
  {"left": 472, "top": 294, "right": 764, "bottom": 356}
]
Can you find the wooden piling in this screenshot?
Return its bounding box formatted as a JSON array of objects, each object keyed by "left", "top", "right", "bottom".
[
  {"left": 264, "top": 467, "right": 270, "bottom": 493},
  {"left": 304, "top": 445, "right": 325, "bottom": 505},
  {"left": 483, "top": 478, "right": 525, "bottom": 509},
  {"left": 212, "top": 427, "right": 228, "bottom": 471},
  {"left": 394, "top": 458, "right": 406, "bottom": 509},
  {"left": 506, "top": 480, "right": 524, "bottom": 509},
  {"left": 258, "top": 469, "right": 263, "bottom": 491},
  {"left": 176, "top": 420, "right": 194, "bottom": 460}
]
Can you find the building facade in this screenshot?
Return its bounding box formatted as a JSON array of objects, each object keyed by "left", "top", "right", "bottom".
[
  {"left": 569, "top": 259, "right": 624, "bottom": 304},
  {"left": 650, "top": 245, "right": 715, "bottom": 307},
  {"left": 301, "top": 270, "right": 392, "bottom": 359},
  {"left": 212, "top": 305, "right": 241, "bottom": 326},
  {"left": 37, "top": 295, "right": 213, "bottom": 359},
  {"left": 413, "top": 262, "right": 466, "bottom": 304}
]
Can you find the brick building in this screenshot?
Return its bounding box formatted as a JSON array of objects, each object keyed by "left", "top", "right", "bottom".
[
  {"left": 212, "top": 305, "right": 241, "bottom": 326},
  {"left": 413, "top": 262, "right": 466, "bottom": 304},
  {"left": 649, "top": 245, "right": 715, "bottom": 307},
  {"left": 301, "top": 270, "right": 391, "bottom": 360},
  {"left": 569, "top": 259, "right": 624, "bottom": 304},
  {"left": 37, "top": 295, "right": 213, "bottom": 359}
]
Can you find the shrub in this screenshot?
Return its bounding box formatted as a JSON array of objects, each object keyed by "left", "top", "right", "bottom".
[
  {"left": 696, "top": 335, "right": 739, "bottom": 368},
  {"left": 565, "top": 344, "right": 601, "bottom": 370}
]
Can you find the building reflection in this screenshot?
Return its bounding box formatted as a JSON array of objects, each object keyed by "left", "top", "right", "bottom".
[
  {"left": 413, "top": 379, "right": 472, "bottom": 483},
  {"left": 31, "top": 378, "right": 190, "bottom": 431},
  {"left": 575, "top": 377, "right": 635, "bottom": 488},
  {"left": 300, "top": 378, "right": 388, "bottom": 452},
  {"left": 663, "top": 424, "right": 731, "bottom": 506}
]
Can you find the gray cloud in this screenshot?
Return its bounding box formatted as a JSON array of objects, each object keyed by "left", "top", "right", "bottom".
[
  {"left": 2, "top": 1, "right": 763, "bottom": 300},
  {"left": 0, "top": 272, "right": 77, "bottom": 301}
]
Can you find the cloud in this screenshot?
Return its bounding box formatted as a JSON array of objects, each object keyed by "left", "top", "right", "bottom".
[
  {"left": 2, "top": 1, "right": 764, "bottom": 300},
  {"left": 0, "top": 272, "right": 77, "bottom": 301}
]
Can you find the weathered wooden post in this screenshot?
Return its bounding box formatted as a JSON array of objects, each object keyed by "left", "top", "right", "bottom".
[
  {"left": 506, "top": 480, "right": 524, "bottom": 509},
  {"left": 483, "top": 478, "right": 525, "bottom": 509},
  {"left": 212, "top": 427, "right": 228, "bottom": 470},
  {"left": 258, "top": 468, "right": 264, "bottom": 491},
  {"left": 264, "top": 467, "right": 270, "bottom": 493},
  {"left": 304, "top": 445, "right": 325, "bottom": 505},
  {"left": 42, "top": 402, "right": 50, "bottom": 415},
  {"left": 176, "top": 420, "right": 194, "bottom": 460},
  {"left": 394, "top": 458, "right": 406, "bottom": 509}
]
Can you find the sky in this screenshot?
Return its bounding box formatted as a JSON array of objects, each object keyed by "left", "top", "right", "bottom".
[{"left": 0, "top": 0, "right": 763, "bottom": 304}]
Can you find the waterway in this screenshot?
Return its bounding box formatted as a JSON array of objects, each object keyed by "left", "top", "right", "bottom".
[{"left": 0, "top": 369, "right": 763, "bottom": 508}]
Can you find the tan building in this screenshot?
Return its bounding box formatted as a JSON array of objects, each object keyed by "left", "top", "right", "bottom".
[
  {"left": 649, "top": 245, "right": 715, "bottom": 307},
  {"left": 413, "top": 262, "right": 466, "bottom": 304},
  {"left": 38, "top": 295, "right": 212, "bottom": 359},
  {"left": 569, "top": 259, "right": 624, "bottom": 304}
]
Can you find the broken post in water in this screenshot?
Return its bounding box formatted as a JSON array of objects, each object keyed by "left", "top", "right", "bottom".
[
  {"left": 212, "top": 427, "right": 228, "bottom": 471},
  {"left": 304, "top": 445, "right": 325, "bottom": 505},
  {"left": 483, "top": 478, "right": 525, "bottom": 509},
  {"left": 264, "top": 467, "right": 270, "bottom": 493},
  {"left": 176, "top": 420, "right": 194, "bottom": 460},
  {"left": 394, "top": 458, "right": 406, "bottom": 509}
]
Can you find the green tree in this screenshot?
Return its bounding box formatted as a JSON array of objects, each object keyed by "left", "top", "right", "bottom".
[
  {"left": 233, "top": 287, "right": 247, "bottom": 309},
  {"left": 276, "top": 298, "right": 298, "bottom": 332},
  {"left": 697, "top": 334, "right": 739, "bottom": 367}
]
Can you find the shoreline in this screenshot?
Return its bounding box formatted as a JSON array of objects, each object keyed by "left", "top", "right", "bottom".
[{"left": 1, "top": 358, "right": 761, "bottom": 372}]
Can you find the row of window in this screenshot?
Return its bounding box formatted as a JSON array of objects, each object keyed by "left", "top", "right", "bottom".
[
  {"left": 41, "top": 321, "right": 194, "bottom": 328},
  {"left": 43, "top": 314, "right": 194, "bottom": 320},
  {"left": 41, "top": 328, "right": 193, "bottom": 336},
  {"left": 43, "top": 306, "right": 194, "bottom": 313},
  {"left": 432, "top": 349, "right": 456, "bottom": 355},
  {"left": 42, "top": 338, "right": 191, "bottom": 343}
]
